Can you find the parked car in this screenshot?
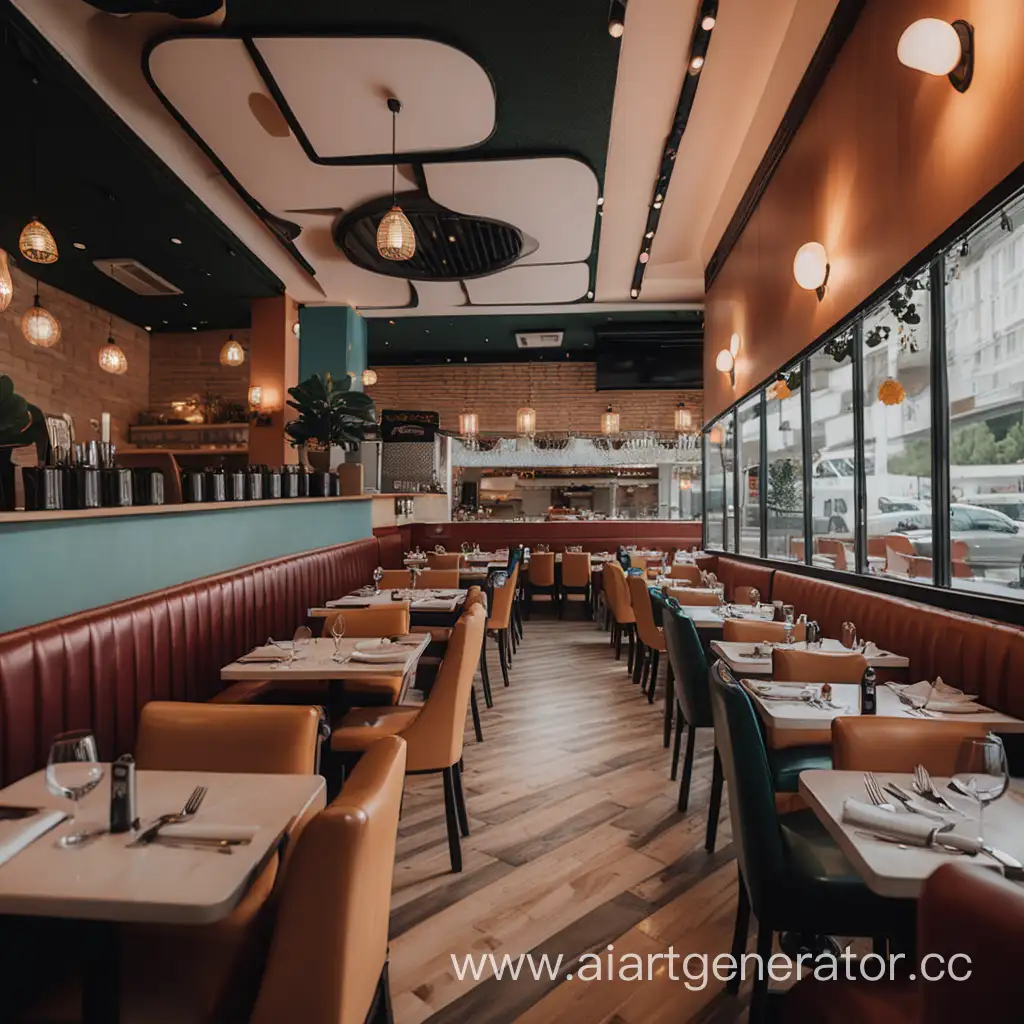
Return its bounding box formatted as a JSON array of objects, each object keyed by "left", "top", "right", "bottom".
[
  {"left": 963, "top": 493, "right": 1024, "bottom": 523},
  {"left": 866, "top": 497, "right": 931, "bottom": 536},
  {"left": 904, "top": 504, "right": 1024, "bottom": 579}
]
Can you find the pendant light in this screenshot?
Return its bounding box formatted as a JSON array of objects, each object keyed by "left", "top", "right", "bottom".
[
  {"left": 674, "top": 402, "right": 694, "bottom": 434},
  {"left": 376, "top": 97, "right": 416, "bottom": 261},
  {"left": 20, "top": 83, "right": 59, "bottom": 265},
  {"left": 362, "top": 368, "right": 378, "bottom": 387},
  {"left": 219, "top": 333, "right": 245, "bottom": 367},
  {"left": 459, "top": 412, "right": 479, "bottom": 438},
  {"left": 601, "top": 406, "right": 620, "bottom": 435},
  {"left": 0, "top": 249, "right": 12, "bottom": 313},
  {"left": 21, "top": 284, "right": 61, "bottom": 348},
  {"left": 98, "top": 307, "right": 127, "bottom": 375},
  {"left": 517, "top": 364, "right": 536, "bottom": 437}
]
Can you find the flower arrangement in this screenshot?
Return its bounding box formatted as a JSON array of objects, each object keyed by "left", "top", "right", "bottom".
[{"left": 878, "top": 378, "right": 906, "bottom": 406}]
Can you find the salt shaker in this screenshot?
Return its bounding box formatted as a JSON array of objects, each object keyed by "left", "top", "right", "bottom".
[{"left": 109, "top": 753, "right": 138, "bottom": 834}]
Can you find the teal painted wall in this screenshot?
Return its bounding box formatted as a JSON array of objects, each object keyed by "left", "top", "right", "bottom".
[
  {"left": 298, "top": 306, "right": 367, "bottom": 390},
  {"left": 0, "top": 499, "right": 373, "bottom": 633}
]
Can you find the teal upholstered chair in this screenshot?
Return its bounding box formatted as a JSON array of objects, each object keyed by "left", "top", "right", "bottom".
[{"left": 708, "top": 659, "right": 916, "bottom": 1022}]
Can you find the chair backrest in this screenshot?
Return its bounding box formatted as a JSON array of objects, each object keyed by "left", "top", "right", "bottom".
[
  {"left": 378, "top": 569, "right": 413, "bottom": 588},
  {"left": 722, "top": 619, "right": 806, "bottom": 643},
  {"left": 628, "top": 553, "right": 647, "bottom": 570},
  {"left": 626, "top": 574, "right": 661, "bottom": 648},
  {"left": 426, "top": 553, "right": 462, "bottom": 569},
  {"left": 668, "top": 563, "right": 702, "bottom": 584},
  {"left": 832, "top": 717, "right": 991, "bottom": 774},
  {"left": 315, "top": 604, "right": 411, "bottom": 638},
  {"left": 815, "top": 537, "right": 849, "bottom": 571},
  {"left": 416, "top": 568, "right": 460, "bottom": 588},
  {"left": 463, "top": 584, "right": 486, "bottom": 612},
  {"left": 135, "top": 702, "right": 321, "bottom": 774},
  {"left": 487, "top": 565, "right": 518, "bottom": 628},
  {"left": 603, "top": 562, "right": 635, "bottom": 623},
  {"left": 662, "top": 601, "right": 711, "bottom": 727},
  {"left": 771, "top": 647, "right": 868, "bottom": 683},
  {"left": 250, "top": 735, "right": 407, "bottom": 1024},
  {"left": 401, "top": 605, "right": 486, "bottom": 771},
  {"left": 790, "top": 538, "right": 805, "bottom": 561},
  {"left": 885, "top": 533, "right": 915, "bottom": 575},
  {"left": 529, "top": 552, "right": 556, "bottom": 587},
  {"left": 560, "top": 551, "right": 591, "bottom": 588},
  {"left": 666, "top": 587, "right": 720, "bottom": 606},
  {"left": 708, "top": 659, "right": 787, "bottom": 918}
]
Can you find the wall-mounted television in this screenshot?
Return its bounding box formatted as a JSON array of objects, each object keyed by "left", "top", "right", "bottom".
[{"left": 594, "top": 326, "right": 703, "bottom": 390}]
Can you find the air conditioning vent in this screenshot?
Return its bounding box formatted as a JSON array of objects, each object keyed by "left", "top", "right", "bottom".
[
  {"left": 93, "top": 259, "right": 182, "bottom": 297},
  {"left": 515, "top": 331, "right": 563, "bottom": 349}
]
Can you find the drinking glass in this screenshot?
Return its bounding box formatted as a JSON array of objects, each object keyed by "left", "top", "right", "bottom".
[
  {"left": 330, "top": 614, "right": 346, "bottom": 659},
  {"left": 749, "top": 588, "right": 760, "bottom": 609},
  {"left": 292, "top": 625, "right": 313, "bottom": 661},
  {"left": 952, "top": 735, "right": 1010, "bottom": 841},
  {"left": 783, "top": 604, "right": 795, "bottom": 626},
  {"left": 46, "top": 730, "right": 104, "bottom": 848}
]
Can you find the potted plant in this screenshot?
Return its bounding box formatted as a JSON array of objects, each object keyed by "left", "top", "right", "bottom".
[
  {"left": 284, "top": 372, "right": 376, "bottom": 478},
  {"left": 0, "top": 375, "right": 47, "bottom": 511}
]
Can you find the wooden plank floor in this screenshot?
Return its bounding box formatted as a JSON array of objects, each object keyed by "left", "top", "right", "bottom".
[{"left": 388, "top": 612, "right": 752, "bottom": 1024}]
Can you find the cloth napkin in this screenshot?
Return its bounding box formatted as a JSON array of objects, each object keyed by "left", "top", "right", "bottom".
[
  {"left": 861, "top": 641, "right": 889, "bottom": 659},
  {"left": 899, "top": 677, "right": 983, "bottom": 713},
  {"left": 350, "top": 649, "right": 411, "bottom": 664},
  {"left": 0, "top": 809, "right": 66, "bottom": 867},
  {"left": 411, "top": 598, "right": 457, "bottom": 610},
  {"left": 841, "top": 798, "right": 980, "bottom": 853},
  {"left": 238, "top": 646, "right": 291, "bottom": 663},
  {"left": 160, "top": 823, "right": 259, "bottom": 842}
]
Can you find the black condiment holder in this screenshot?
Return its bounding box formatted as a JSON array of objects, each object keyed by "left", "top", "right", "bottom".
[
  {"left": 131, "top": 469, "right": 164, "bottom": 507},
  {"left": 228, "top": 470, "right": 246, "bottom": 502},
  {"left": 102, "top": 468, "right": 133, "bottom": 507},
  {"left": 23, "top": 466, "right": 64, "bottom": 511},
  {"left": 183, "top": 471, "right": 205, "bottom": 504}
]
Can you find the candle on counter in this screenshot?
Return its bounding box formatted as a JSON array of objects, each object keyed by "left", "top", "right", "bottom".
[{"left": 101, "top": 412, "right": 111, "bottom": 444}]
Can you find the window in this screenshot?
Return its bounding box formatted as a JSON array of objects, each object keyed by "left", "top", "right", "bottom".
[
  {"left": 765, "top": 369, "right": 804, "bottom": 560},
  {"left": 737, "top": 395, "right": 762, "bottom": 556},
  {"left": 704, "top": 422, "right": 726, "bottom": 549},
  {"left": 809, "top": 330, "right": 855, "bottom": 571},
  {"left": 723, "top": 414, "right": 736, "bottom": 552},
  {"left": 862, "top": 273, "right": 933, "bottom": 579},
  {"left": 946, "top": 191, "right": 1024, "bottom": 600}
]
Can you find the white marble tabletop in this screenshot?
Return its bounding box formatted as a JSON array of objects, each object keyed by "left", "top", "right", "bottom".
[
  {"left": 711, "top": 637, "right": 910, "bottom": 676},
  {"left": 675, "top": 604, "right": 774, "bottom": 630},
  {"left": 325, "top": 588, "right": 465, "bottom": 611},
  {"left": 799, "top": 770, "right": 1024, "bottom": 898},
  {"left": 0, "top": 768, "right": 325, "bottom": 924}
]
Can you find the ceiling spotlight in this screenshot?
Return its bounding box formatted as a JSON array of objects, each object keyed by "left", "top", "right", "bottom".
[
  {"left": 689, "top": 55, "right": 705, "bottom": 73},
  {"left": 701, "top": 15, "right": 716, "bottom": 30},
  {"left": 170, "top": 237, "right": 182, "bottom": 245},
  {"left": 793, "top": 241, "right": 830, "bottom": 300},
  {"left": 448, "top": 235, "right": 456, "bottom": 243},
  {"left": 388, "top": 319, "right": 396, "bottom": 325},
  {"left": 645, "top": 231, "right": 654, "bottom": 239},
  {"left": 897, "top": 18, "right": 973, "bottom": 92},
  {"left": 144, "top": 325, "right": 152, "bottom": 332},
  {"left": 597, "top": 197, "right": 604, "bottom": 206},
  {"left": 639, "top": 252, "right": 649, "bottom": 264},
  {"left": 653, "top": 201, "right": 662, "bottom": 210},
  {"left": 655, "top": 193, "right": 664, "bottom": 203},
  {"left": 586, "top": 291, "right": 594, "bottom": 299},
  {"left": 630, "top": 288, "right": 639, "bottom": 298},
  {"left": 608, "top": 0, "right": 627, "bottom": 38},
  {"left": 73, "top": 241, "right": 86, "bottom": 251}
]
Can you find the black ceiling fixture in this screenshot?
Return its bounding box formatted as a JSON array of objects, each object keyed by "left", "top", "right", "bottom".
[
  {"left": 336, "top": 194, "right": 528, "bottom": 281},
  {"left": 608, "top": 0, "right": 627, "bottom": 38},
  {"left": 630, "top": 0, "right": 718, "bottom": 300},
  {"left": 81, "top": 1, "right": 222, "bottom": 16}
]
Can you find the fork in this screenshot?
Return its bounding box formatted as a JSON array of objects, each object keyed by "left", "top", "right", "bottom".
[
  {"left": 131, "top": 785, "right": 208, "bottom": 846},
  {"left": 863, "top": 772, "right": 897, "bottom": 812},
  {"left": 913, "top": 765, "right": 966, "bottom": 816}
]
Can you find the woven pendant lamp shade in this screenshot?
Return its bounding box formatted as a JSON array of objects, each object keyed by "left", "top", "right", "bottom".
[
  {"left": 377, "top": 206, "right": 416, "bottom": 261},
  {"left": 21, "top": 295, "right": 61, "bottom": 347},
  {"left": 0, "top": 250, "right": 12, "bottom": 313},
  {"left": 19, "top": 220, "right": 58, "bottom": 264},
  {"left": 99, "top": 337, "right": 128, "bottom": 375},
  {"left": 219, "top": 335, "right": 245, "bottom": 367}
]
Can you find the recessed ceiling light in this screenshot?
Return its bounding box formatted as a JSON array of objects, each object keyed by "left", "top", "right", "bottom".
[
  {"left": 191, "top": 326, "right": 197, "bottom": 331},
  {"left": 181, "top": 302, "right": 188, "bottom": 308},
  {"left": 608, "top": 0, "right": 626, "bottom": 37},
  {"left": 389, "top": 319, "right": 396, "bottom": 325},
  {"left": 144, "top": 325, "right": 152, "bottom": 331},
  {"left": 597, "top": 197, "right": 604, "bottom": 206},
  {"left": 170, "top": 237, "right": 182, "bottom": 245},
  {"left": 73, "top": 241, "right": 86, "bottom": 250},
  {"left": 701, "top": 15, "right": 716, "bottom": 30},
  {"left": 639, "top": 252, "right": 649, "bottom": 264},
  {"left": 655, "top": 193, "right": 664, "bottom": 203},
  {"left": 162, "top": 319, "right": 169, "bottom": 324},
  {"left": 587, "top": 291, "right": 594, "bottom": 299},
  {"left": 653, "top": 201, "right": 663, "bottom": 209},
  {"left": 448, "top": 235, "right": 456, "bottom": 243},
  {"left": 630, "top": 288, "right": 639, "bottom": 298},
  {"left": 646, "top": 231, "right": 654, "bottom": 239},
  {"left": 690, "top": 55, "right": 705, "bottom": 72}
]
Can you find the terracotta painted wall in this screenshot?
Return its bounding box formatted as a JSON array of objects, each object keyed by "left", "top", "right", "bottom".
[
  {"left": 704, "top": 0, "right": 1024, "bottom": 421},
  {"left": 148, "top": 328, "right": 251, "bottom": 417}
]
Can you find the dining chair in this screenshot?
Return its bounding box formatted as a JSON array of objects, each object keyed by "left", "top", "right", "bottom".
[
  {"left": 415, "top": 568, "right": 460, "bottom": 588},
  {"left": 668, "top": 563, "right": 702, "bottom": 584},
  {"left": 559, "top": 551, "right": 592, "bottom": 618},
  {"left": 708, "top": 659, "right": 916, "bottom": 1023},
  {"left": 783, "top": 861, "right": 1024, "bottom": 1024},
  {"left": 504, "top": 545, "right": 526, "bottom": 643},
  {"left": 251, "top": 735, "right": 407, "bottom": 1024},
  {"left": 831, "top": 717, "right": 991, "bottom": 774},
  {"left": 884, "top": 533, "right": 916, "bottom": 576},
  {"left": 314, "top": 603, "right": 411, "bottom": 638},
  {"left": 462, "top": 586, "right": 490, "bottom": 742},
  {"left": 603, "top": 562, "right": 637, "bottom": 672},
  {"left": 665, "top": 587, "right": 720, "bottom": 606},
  {"left": 771, "top": 648, "right": 867, "bottom": 683},
  {"left": 661, "top": 601, "right": 723, "bottom": 850},
  {"left": 329, "top": 605, "right": 486, "bottom": 872},
  {"left": 378, "top": 568, "right": 413, "bottom": 588},
  {"left": 732, "top": 585, "right": 762, "bottom": 605},
  {"left": 525, "top": 551, "right": 556, "bottom": 617},
  {"left": 426, "top": 552, "right": 462, "bottom": 569},
  {"left": 722, "top": 619, "right": 807, "bottom": 643},
  {"left": 484, "top": 566, "right": 519, "bottom": 687},
  {"left": 626, "top": 574, "right": 667, "bottom": 700},
  {"left": 628, "top": 553, "right": 647, "bottom": 571}
]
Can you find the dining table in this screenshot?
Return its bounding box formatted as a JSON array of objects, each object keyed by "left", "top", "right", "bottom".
[
  {"left": 325, "top": 587, "right": 466, "bottom": 613},
  {"left": 710, "top": 638, "right": 911, "bottom": 677},
  {"left": 799, "top": 769, "right": 1024, "bottom": 898},
  {"left": 0, "top": 767, "right": 325, "bottom": 1022},
  {"left": 675, "top": 603, "right": 776, "bottom": 631}
]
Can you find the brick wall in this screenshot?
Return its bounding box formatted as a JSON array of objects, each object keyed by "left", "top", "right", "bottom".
[
  {"left": 148, "top": 328, "right": 251, "bottom": 416},
  {"left": 365, "top": 362, "right": 703, "bottom": 434},
  {"left": 1, "top": 262, "right": 150, "bottom": 456}
]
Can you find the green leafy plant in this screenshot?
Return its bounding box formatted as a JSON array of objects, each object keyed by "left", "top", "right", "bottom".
[
  {"left": 766, "top": 458, "right": 801, "bottom": 514},
  {"left": 284, "top": 372, "right": 376, "bottom": 449}
]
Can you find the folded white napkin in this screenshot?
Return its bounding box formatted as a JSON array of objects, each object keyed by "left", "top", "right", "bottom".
[
  {"left": 841, "top": 798, "right": 980, "bottom": 853},
  {"left": 412, "top": 599, "right": 457, "bottom": 610},
  {"left": 897, "top": 678, "right": 984, "bottom": 714},
  {"left": 238, "top": 646, "right": 291, "bottom": 663},
  {"left": 0, "top": 809, "right": 66, "bottom": 867},
  {"left": 160, "top": 823, "right": 259, "bottom": 842},
  {"left": 861, "top": 641, "right": 889, "bottom": 658},
  {"left": 350, "top": 649, "right": 411, "bottom": 664}
]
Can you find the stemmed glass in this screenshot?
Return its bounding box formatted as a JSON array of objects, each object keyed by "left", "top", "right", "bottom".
[
  {"left": 46, "top": 730, "right": 104, "bottom": 848},
  {"left": 330, "top": 614, "right": 347, "bottom": 662},
  {"left": 292, "top": 625, "right": 312, "bottom": 661},
  {"left": 952, "top": 735, "right": 1010, "bottom": 842},
  {"left": 749, "top": 588, "right": 760, "bottom": 610}
]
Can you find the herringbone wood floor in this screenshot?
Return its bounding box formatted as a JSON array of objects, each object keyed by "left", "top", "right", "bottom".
[{"left": 387, "top": 612, "right": 753, "bottom": 1024}]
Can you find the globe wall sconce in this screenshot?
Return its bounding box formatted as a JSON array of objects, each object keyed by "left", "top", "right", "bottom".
[
  {"left": 715, "top": 332, "right": 740, "bottom": 387},
  {"left": 793, "top": 241, "right": 830, "bottom": 300},
  {"left": 897, "top": 18, "right": 973, "bottom": 92}
]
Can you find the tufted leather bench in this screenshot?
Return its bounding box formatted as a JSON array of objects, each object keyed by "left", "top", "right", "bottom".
[
  {"left": 0, "top": 538, "right": 380, "bottom": 787},
  {"left": 706, "top": 557, "right": 776, "bottom": 603},
  {"left": 374, "top": 526, "right": 411, "bottom": 569},
  {"left": 413, "top": 521, "right": 702, "bottom": 554}
]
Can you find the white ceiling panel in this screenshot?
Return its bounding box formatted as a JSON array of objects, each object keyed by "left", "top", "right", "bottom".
[
  {"left": 465, "top": 263, "right": 590, "bottom": 306},
  {"left": 254, "top": 37, "right": 495, "bottom": 157}
]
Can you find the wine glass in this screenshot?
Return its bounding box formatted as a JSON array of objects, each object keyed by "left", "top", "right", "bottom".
[
  {"left": 749, "top": 588, "right": 760, "bottom": 609},
  {"left": 952, "top": 735, "right": 1010, "bottom": 842},
  {"left": 292, "top": 625, "right": 313, "bottom": 661},
  {"left": 46, "top": 730, "right": 104, "bottom": 848},
  {"left": 330, "top": 614, "right": 346, "bottom": 660}
]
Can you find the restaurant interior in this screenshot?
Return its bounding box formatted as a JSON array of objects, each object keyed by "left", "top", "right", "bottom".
[{"left": 2, "top": 0, "right": 1024, "bottom": 1022}]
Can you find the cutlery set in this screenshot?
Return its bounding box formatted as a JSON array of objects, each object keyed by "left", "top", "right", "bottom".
[{"left": 129, "top": 786, "right": 249, "bottom": 855}]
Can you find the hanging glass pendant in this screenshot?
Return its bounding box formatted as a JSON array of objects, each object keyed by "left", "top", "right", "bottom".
[
  {"left": 21, "top": 293, "right": 61, "bottom": 347},
  {"left": 377, "top": 206, "right": 416, "bottom": 261},
  {"left": 516, "top": 406, "right": 537, "bottom": 437},
  {"left": 19, "top": 219, "right": 59, "bottom": 264},
  {"left": 362, "top": 368, "right": 378, "bottom": 387},
  {"left": 601, "top": 406, "right": 620, "bottom": 435},
  {"left": 0, "top": 249, "right": 12, "bottom": 313},
  {"left": 219, "top": 334, "right": 245, "bottom": 367},
  {"left": 674, "top": 402, "right": 694, "bottom": 433},
  {"left": 459, "top": 411, "right": 479, "bottom": 437},
  {"left": 99, "top": 335, "right": 128, "bottom": 375}
]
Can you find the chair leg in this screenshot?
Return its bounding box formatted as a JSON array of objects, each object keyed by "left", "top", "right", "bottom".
[
  {"left": 498, "top": 629, "right": 511, "bottom": 686},
  {"left": 614, "top": 623, "right": 622, "bottom": 659},
  {"left": 677, "top": 725, "right": 696, "bottom": 812},
  {"left": 369, "top": 960, "right": 395, "bottom": 1024},
  {"left": 452, "top": 761, "right": 471, "bottom": 838},
  {"left": 705, "top": 746, "right": 724, "bottom": 852},
  {"left": 627, "top": 626, "right": 636, "bottom": 673},
  {"left": 441, "top": 767, "right": 463, "bottom": 873},
  {"left": 479, "top": 646, "right": 493, "bottom": 708},
  {"left": 510, "top": 616, "right": 518, "bottom": 654},
  {"left": 727, "top": 868, "right": 751, "bottom": 995},
  {"left": 662, "top": 664, "right": 674, "bottom": 748},
  {"left": 514, "top": 596, "right": 524, "bottom": 640},
  {"left": 670, "top": 704, "right": 683, "bottom": 781},
  {"left": 647, "top": 650, "right": 659, "bottom": 704},
  {"left": 749, "top": 923, "right": 774, "bottom": 1023},
  {"left": 470, "top": 685, "right": 484, "bottom": 743}
]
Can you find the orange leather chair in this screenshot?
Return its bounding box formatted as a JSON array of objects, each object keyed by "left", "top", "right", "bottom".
[
  {"left": 668, "top": 563, "right": 702, "bottom": 584},
  {"left": 790, "top": 538, "right": 805, "bottom": 561},
  {"left": 771, "top": 648, "right": 867, "bottom": 683},
  {"left": 603, "top": 562, "right": 638, "bottom": 672},
  {"left": 416, "top": 568, "right": 460, "bottom": 588},
  {"left": 783, "top": 862, "right": 1024, "bottom": 1024},
  {"left": 722, "top": 619, "right": 806, "bottom": 643},
  {"left": 559, "top": 551, "right": 592, "bottom": 617},
  {"left": 426, "top": 552, "right": 462, "bottom": 570},
  {"left": 329, "top": 605, "right": 486, "bottom": 872},
  {"left": 627, "top": 573, "right": 666, "bottom": 700},
  {"left": 832, "top": 717, "right": 992, "bottom": 774},
  {"left": 815, "top": 537, "right": 850, "bottom": 571},
  {"left": 628, "top": 552, "right": 647, "bottom": 570},
  {"left": 313, "top": 603, "right": 411, "bottom": 638},
  {"left": 525, "top": 551, "right": 556, "bottom": 617},
  {"left": 665, "top": 587, "right": 720, "bottom": 606},
  {"left": 378, "top": 568, "right": 413, "bottom": 588},
  {"left": 884, "top": 533, "right": 916, "bottom": 576},
  {"left": 484, "top": 566, "right": 519, "bottom": 687}
]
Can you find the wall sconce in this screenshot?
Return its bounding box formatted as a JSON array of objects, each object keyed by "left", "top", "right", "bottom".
[
  {"left": 248, "top": 385, "right": 272, "bottom": 426},
  {"left": 898, "top": 18, "right": 973, "bottom": 92},
  {"left": 715, "top": 333, "right": 739, "bottom": 387},
  {"left": 793, "top": 241, "right": 830, "bottom": 300}
]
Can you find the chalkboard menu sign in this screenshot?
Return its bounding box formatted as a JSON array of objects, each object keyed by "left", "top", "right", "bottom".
[{"left": 380, "top": 409, "right": 439, "bottom": 442}]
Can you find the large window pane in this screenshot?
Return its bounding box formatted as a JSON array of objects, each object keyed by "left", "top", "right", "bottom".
[
  {"left": 862, "top": 274, "right": 933, "bottom": 579},
  {"left": 738, "top": 395, "right": 762, "bottom": 556},
  {"left": 945, "top": 195, "right": 1024, "bottom": 599},
  {"left": 705, "top": 426, "right": 725, "bottom": 549},
  {"left": 723, "top": 414, "right": 736, "bottom": 552},
  {"left": 809, "top": 331, "right": 856, "bottom": 571},
  {"left": 765, "top": 371, "right": 804, "bottom": 560}
]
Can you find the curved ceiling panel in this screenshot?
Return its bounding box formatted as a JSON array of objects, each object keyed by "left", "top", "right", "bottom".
[
  {"left": 424, "top": 157, "right": 598, "bottom": 266},
  {"left": 465, "top": 263, "right": 590, "bottom": 305},
  {"left": 252, "top": 36, "right": 495, "bottom": 158}
]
